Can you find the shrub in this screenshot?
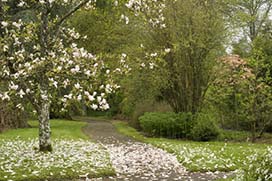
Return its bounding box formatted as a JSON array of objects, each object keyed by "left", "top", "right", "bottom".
[
  {"left": 217, "top": 130, "right": 251, "bottom": 142},
  {"left": 0, "top": 101, "right": 28, "bottom": 132},
  {"left": 191, "top": 113, "right": 220, "bottom": 141},
  {"left": 130, "top": 101, "right": 173, "bottom": 129},
  {"left": 139, "top": 112, "right": 193, "bottom": 138},
  {"left": 130, "top": 100, "right": 155, "bottom": 129}
]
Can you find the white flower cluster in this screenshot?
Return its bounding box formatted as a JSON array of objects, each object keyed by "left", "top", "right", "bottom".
[
  {"left": 138, "top": 51, "right": 162, "bottom": 70},
  {"left": 116, "top": 53, "right": 131, "bottom": 74},
  {"left": 0, "top": 0, "right": 79, "bottom": 8},
  {"left": 84, "top": 0, "right": 96, "bottom": 10},
  {"left": 0, "top": 139, "right": 113, "bottom": 181},
  {"left": 0, "top": 3, "right": 121, "bottom": 112},
  {"left": 125, "top": 0, "right": 166, "bottom": 28}
]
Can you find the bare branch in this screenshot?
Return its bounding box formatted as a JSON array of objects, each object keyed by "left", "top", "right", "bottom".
[{"left": 55, "top": 0, "right": 90, "bottom": 28}]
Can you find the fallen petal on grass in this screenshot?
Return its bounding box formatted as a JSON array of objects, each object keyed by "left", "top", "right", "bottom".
[{"left": 0, "top": 139, "right": 114, "bottom": 181}]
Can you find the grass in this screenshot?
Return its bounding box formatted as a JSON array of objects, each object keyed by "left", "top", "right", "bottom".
[
  {"left": 73, "top": 116, "right": 110, "bottom": 122},
  {"left": 113, "top": 121, "right": 271, "bottom": 173},
  {"left": 0, "top": 119, "right": 115, "bottom": 181},
  {"left": 0, "top": 119, "right": 89, "bottom": 140},
  {"left": 218, "top": 129, "right": 272, "bottom": 143}
]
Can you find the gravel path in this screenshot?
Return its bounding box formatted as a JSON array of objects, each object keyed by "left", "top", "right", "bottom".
[{"left": 78, "top": 117, "right": 232, "bottom": 181}]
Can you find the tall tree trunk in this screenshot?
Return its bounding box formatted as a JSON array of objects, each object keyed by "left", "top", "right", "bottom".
[{"left": 38, "top": 101, "right": 52, "bottom": 152}]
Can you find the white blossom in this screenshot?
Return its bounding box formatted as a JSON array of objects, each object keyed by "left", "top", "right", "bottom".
[
  {"left": 91, "top": 104, "right": 98, "bottom": 110},
  {"left": 41, "top": 94, "right": 48, "bottom": 101},
  {"left": 64, "top": 94, "right": 72, "bottom": 99},
  {"left": 18, "top": 89, "right": 25, "bottom": 98},
  {"left": 88, "top": 95, "right": 95, "bottom": 101},
  {"left": 141, "top": 63, "right": 146, "bottom": 67},
  {"left": 105, "top": 84, "right": 112, "bottom": 93},
  {"left": 85, "top": 70, "right": 91, "bottom": 77},
  {"left": 151, "top": 52, "right": 158, "bottom": 57},
  {"left": 53, "top": 81, "right": 58, "bottom": 88},
  {"left": 12, "top": 21, "right": 22, "bottom": 28},
  {"left": 1, "top": 21, "right": 8, "bottom": 27},
  {"left": 1, "top": 92, "right": 10, "bottom": 101},
  {"left": 26, "top": 88, "right": 31, "bottom": 94},
  {"left": 3, "top": 45, "right": 9, "bottom": 52},
  {"left": 74, "top": 83, "right": 81, "bottom": 89},
  {"left": 77, "top": 94, "right": 82, "bottom": 101},
  {"left": 165, "top": 48, "right": 171, "bottom": 53},
  {"left": 100, "top": 103, "right": 109, "bottom": 110},
  {"left": 97, "top": 96, "right": 102, "bottom": 102},
  {"left": 9, "top": 82, "right": 19, "bottom": 90}
]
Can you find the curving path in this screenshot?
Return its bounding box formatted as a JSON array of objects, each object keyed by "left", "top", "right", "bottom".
[{"left": 78, "top": 117, "right": 232, "bottom": 181}]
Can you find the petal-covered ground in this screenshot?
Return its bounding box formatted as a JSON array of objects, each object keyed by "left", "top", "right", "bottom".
[
  {"left": 0, "top": 139, "right": 114, "bottom": 181},
  {"left": 105, "top": 142, "right": 186, "bottom": 180},
  {"left": 82, "top": 118, "right": 233, "bottom": 181}
]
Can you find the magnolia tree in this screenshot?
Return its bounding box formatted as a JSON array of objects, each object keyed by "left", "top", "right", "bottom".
[
  {"left": 0, "top": 0, "right": 165, "bottom": 151},
  {"left": 214, "top": 55, "right": 272, "bottom": 141}
]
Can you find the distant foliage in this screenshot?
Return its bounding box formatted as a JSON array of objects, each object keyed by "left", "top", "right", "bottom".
[
  {"left": 0, "top": 101, "right": 28, "bottom": 132},
  {"left": 209, "top": 54, "right": 272, "bottom": 140},
  {"left": 128, "top": 100, "right": 172, "bottom": 129},
  {"left": 139, "top": 112, "right": 193, "bottom": 138},
  {"left": 191, "top": 113, "right": 220, "bottom": 141}
]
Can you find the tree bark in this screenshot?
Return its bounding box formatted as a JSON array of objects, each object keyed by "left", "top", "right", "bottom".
[{"left": 38, "top": 101, "right": 52, "bottom": 152}]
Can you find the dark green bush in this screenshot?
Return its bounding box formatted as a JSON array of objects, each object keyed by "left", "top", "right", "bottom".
[
  {"left": 130, "top": 101, "right": 173, "bottom": 129},
  {"left": 191, "top": 113, "right": 220, "bottom": 141},
  {"left": 139, "top": 112, "right": 193, "bottom": 138}
]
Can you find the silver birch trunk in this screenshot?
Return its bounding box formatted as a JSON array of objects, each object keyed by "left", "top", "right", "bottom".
[{"left": 38, "top": 101, "right": 52, "bottom": 152}]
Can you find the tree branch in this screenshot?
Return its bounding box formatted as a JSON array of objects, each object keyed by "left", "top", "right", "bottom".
[
  {"left": 256, "top": 3, "right": 272, "bottom": 37},
  {"left": 55, "top": 0, "right": 90, "bottom": 28}
]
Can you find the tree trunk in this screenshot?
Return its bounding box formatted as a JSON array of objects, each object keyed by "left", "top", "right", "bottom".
[
  {"left": 38, "top": 101, "right": 52, "bottom": 152},
  {"left": 251, "top": 121, "right": 256, "bottom": 143}
]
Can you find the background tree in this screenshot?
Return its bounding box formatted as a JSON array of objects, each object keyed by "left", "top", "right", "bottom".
[
  {"left": 229, "top": 0, "right": 272, "bottom": 53},
  {"left": 210, "top": 54, "right": 272, "bottom": 141},
  {"left": 235, "top": 0, "right": 272, "bottom": 42},
  {"left": 214, "top": 0, "right": 272, "bottom": 136},
  {"left": 154, "top": 0, "right": 226, "bottom": 113}
]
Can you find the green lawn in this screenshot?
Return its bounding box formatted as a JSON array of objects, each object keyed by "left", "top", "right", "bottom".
[
  {"left": 113, "top": 121, "right": 271, "bottom": 172},
  {"left": 218, "top": 129, "right": 272, "bottom": 143},
  {"left": 0, "top": 119, "right": 88, "bottom": 140},
  {"left": 0, "top": 120, "right": 114, "bottom": 181}
]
